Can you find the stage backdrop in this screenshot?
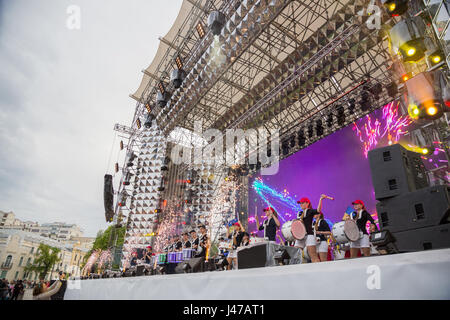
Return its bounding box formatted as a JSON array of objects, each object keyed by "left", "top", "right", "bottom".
[{"left": 247, "top": 102, "right": 448, "bottom": 238}]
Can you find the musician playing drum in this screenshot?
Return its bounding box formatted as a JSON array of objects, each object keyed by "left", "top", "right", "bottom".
[
  {"left": 296, "top": 195, "right": 327, "bottom": 263},
  {"left": 313, "top": 212, "right": 331, "bottom": 262},
  {"left": 255, "top": 207, "right": 281, "bottom": 241},
  {"left": 181, "top": 232, "right": 191, "bottom": 249},
  {"left": 348, "top": 200, "right": 378, "bottom": 258}
]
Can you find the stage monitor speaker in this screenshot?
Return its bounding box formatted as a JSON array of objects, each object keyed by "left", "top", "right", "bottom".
[
  {"left": 376, "top": 185, "right": 450, "bottom": 233},
  {"left": 237, "top": 243, "right": 268, "bottom": 269},
  {"left": 104, "top": 174, "right": 114, "bottom": 222},
  {"left": 391, "top": 224, "right": 450, "bottom": 252},
  {"left": 368, "top": 144, "right": 429, "bottom": 200},
  {"left": 136, "top": 265, "right": 145, "bottom": 276},
  {"left": 187, "top": 257, "right": 204, "bottom": 273}
]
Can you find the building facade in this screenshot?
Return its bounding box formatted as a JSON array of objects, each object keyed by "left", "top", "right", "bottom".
[{"left": 0, "top": 230, "right": 91, "bottom": 281}]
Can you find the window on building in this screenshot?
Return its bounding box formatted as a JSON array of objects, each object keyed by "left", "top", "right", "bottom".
[
  {"left": 5, "top": 255, "right": 12, "bottom": 267},
  {"left": 19, "top": 256, "right": 23, "bottom": 266},
  {"left": 27, "top": 257, "right": 32, "bottom": 265},
  {"left": 30, "top": 247, "right": 34, "bottom": 254},
  {"left": 14, "top": 271, "right": 19, "bottom": 279}
]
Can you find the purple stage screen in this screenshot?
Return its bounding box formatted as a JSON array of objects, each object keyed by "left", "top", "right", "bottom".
[
  {"left": 248, "top": 123, "right": 377, "bottom": 232},
  {"left": 247, "top": 102, "right": 445, "bottom": 238}
]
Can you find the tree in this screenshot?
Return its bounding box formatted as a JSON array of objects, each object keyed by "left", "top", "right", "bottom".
[
  {"left": 24, "top": 243, "right": 62, "bottom": 280},
  {"left": 81, "top": 225, "right": 126, "bottom": 270}
]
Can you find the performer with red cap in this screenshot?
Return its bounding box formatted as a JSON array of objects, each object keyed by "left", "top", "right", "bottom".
[
  {"left": 349, "top": 199, "right": 378, "bottom": 258},
  {"left": 255, "top": 207, "right": 281, "bottom": 242},
  {"left": 295, "top": 194, "right": 329, "bottom": 263},
  {"left": 143, "top": 246, "right": 153, "bottom": 264}
]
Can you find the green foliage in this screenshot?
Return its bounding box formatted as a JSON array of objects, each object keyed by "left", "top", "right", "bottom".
[
  {"left": 24, "top": 244, "right": 62, "bottom": 280},
  {"left": 81, "top": 225, "right": 126, "bottom": 270}
]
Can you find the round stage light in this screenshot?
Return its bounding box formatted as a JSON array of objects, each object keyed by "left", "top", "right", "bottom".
[
  {"left": 406, "top": 47, "right": 416, "bottom": 57},
  {"left": 421, "top": 148, "right": 429, "bottom": 155},
  {"left": 432, "top": 56, "right": 441, "bottom": 64},
  {"left": 426, "top": 105, "right": 438, "bottom": 116},
  {"left": 388, "top": 3, "right": 396, "bottom": 12}
]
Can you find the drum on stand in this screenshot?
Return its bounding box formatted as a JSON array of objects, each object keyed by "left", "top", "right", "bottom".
[
  {"left": 167, "top": 252, "right": 177, "bottom": 263},
  {"left": 281, "top": 219, "right": 307, "bottom": 242},
  {"left": 157, "top": 253, "right": 167, "bottom": 265},
  {"left": 332, "top": 220, "right": 361, "bottom": 244},
  {"left": 343, "top": 220, "right": 362, "bottom": 242},
  {"left": 182, "top": 248, "right": 195, "bottom": 261},
  {"left": 175, "top": 252, "right": 184, "bottom": 263}
]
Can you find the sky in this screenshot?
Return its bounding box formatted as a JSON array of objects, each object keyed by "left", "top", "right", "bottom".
[{"left": 0, "top": 0, "right": 183, "bottom": 236}]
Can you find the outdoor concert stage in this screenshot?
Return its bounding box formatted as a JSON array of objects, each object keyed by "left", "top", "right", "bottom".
[{"left": 65, "top": 248, "right": 450, "bottom": 300}]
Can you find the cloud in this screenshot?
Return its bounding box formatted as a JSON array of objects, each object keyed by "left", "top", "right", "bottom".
[{"left": 0, "top": 0, "right": 183, "bottom": 236}]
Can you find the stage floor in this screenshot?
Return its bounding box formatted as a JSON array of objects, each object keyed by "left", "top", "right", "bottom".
[{"left": 65, "top": 248, "right": 450, "bottom": 300}]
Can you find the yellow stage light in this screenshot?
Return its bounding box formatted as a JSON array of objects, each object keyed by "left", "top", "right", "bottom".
[{"left": 406, "top": 47, "right": 416, "bottom": 56}]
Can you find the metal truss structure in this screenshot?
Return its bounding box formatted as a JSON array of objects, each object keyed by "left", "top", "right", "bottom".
[{"left": 111, "top": 0, "right": 449, "bottom": 257}]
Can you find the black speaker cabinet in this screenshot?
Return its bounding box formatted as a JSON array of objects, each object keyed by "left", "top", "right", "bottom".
[
  {"left": 376, "top": 185, "right": 450, "bottom": 233},
  {"left": 104, "top": 174, "right": 114, "bottom": 222},
  {"left": 368, "top": 144, "right": 429, "bottom": 200},
  {"left": 392, "top": 224, "right": 450, "bottom": 252},
  {"left": 237, "top": 243, "right": 268, "bottom": 269},
  {"left": 136, "top": 265, "right": 145, "bottom": 276}
]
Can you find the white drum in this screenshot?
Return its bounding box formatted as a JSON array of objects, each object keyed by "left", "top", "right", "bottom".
[
  {"left": 281, "top": 219, "right": 307, "bottom": 242},
  {"left": 332, "top": 220, "right": 362, "bottom": 244}
]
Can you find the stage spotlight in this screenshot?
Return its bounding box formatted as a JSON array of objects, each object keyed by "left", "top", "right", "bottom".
[
  {"left": 297, "top": 129, "right": 306, "bottom": 147},
  {"left": 144, "top": 113, "right": 155, "bottom": 128},
  {"left": 170, "top": 69, "right": 186, "bottom": 88},
  {"left": 370, "top": 83, "right": 383, "bottom": 99},
  {"left": 336, "top": 105, "right": 345, "bottom": 126},
  {"left": 348, "top": 98, "right": 356, "bottom": 114},
  {"left": 316, "top": 119, "right": 323, "bottom": 136},
  {"left": 419, "top": 146, "right": 435, "bottom": 156},
  {"left": 389, "top": 17, "right": 426, "bottom": 62},
  {"left": 156, "top": 91, "right": 170, "bottom": 108},
  {"left": 406, "top": 71, "right": 447, "bottom": 120},
  {"left": 281, "top": 140, "right": 290, "bottom": 156},
  {"left": 428, "top": 50, "right": 444, "bottom": 67},
  {"left": 208, "top": 11, "right": 226, "bottom": 36},
  {"left": 175, "top": 55, "right": 183, "bottom": 69},
  {"left": 326, "top": 113, "right": 333, "bottom": 127},
  {"left": 196, "top": 21, "right": 206, "bottom": 38},
  {"left": 386, "top": 82, "right": 398, "bottom": 98},
  {"left": 382, "top": 0, "right": 408, "bottom": 16},
  {"left": 307, "top": 123, "right": 314, "bottom": 138}
]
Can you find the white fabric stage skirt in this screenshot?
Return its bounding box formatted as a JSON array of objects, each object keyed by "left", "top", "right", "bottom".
[{"left": 65, "top": 248, "right": 450, "bottom": 300}]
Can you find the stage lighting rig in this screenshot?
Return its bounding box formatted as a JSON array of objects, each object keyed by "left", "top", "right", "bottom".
[
  {"left": 381, "top": 0, "right": 409, "bottom": 16},
  {"left": 196, "top": 21, "right": 206, "bottom": 38},
  {"left": 298, "top": 128, "right": 306, "bottom": 147},
  {"left": 208, "top": 11, "right": 226, "bottom": 36},
  {"left": 386, "top": 81, "right": 399, "bottom": 98},
  {"left": 307, "top": 123, "right": 314, "bottom": 138},
  {"left": 389, "top": 17, "right": 426, "bottom": 62},
  {"left": 170, "top": 69, "right": 186, "bottom": 89},
  {"left": 347, "top": 98, "right": 356, "bottom": 115},
  {"left": 427, "top": 49, "right": 444, "bottom": 67},
  {"left": 316, "top": 119, "right": 324, "bottom": 136},
  {"left": 326, "top": 113, "right": 333, "bottom": 128},
  {"left": 370, "top": 230, "right": 399, "bottom": 254},
  {"left": 336, "top": 105, "right": 346, "bottom": 126},
  {"left": 144, "top": 113, "right": 155, "bottom": 129},
  {"left": 156, "top": 91, "right": 171, "bottom": 108},
  {"left": 406, "top": 70, "right": 449, "bottom": 120},
  {"left": 175, "top": 55, "right": 183, "bottom": 69}
]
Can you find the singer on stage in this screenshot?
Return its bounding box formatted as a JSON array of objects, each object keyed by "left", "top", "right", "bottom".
[{"left": 255, "top": 207, "right": 281, "bottom": 242}]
